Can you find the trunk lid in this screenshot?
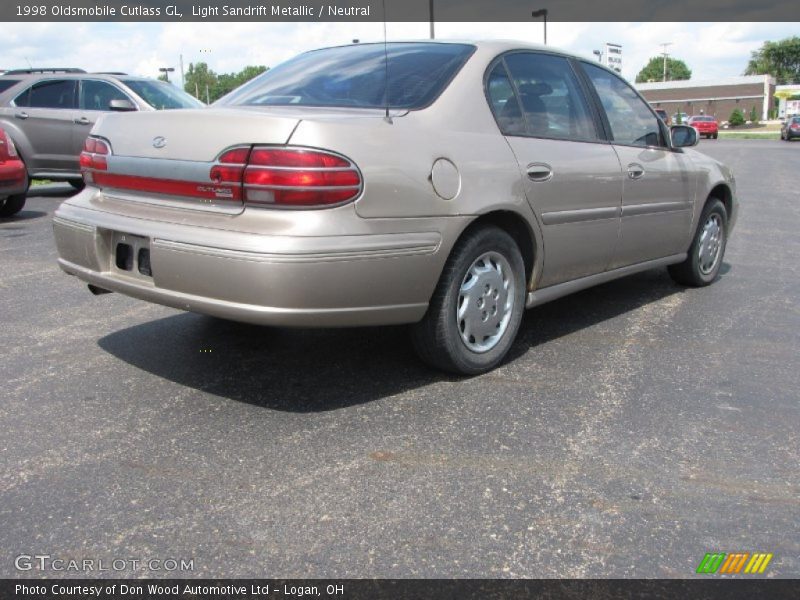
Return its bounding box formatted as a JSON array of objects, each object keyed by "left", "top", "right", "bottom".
[{"left": 86, "top": 108, "right": 299, "bottom": 214}]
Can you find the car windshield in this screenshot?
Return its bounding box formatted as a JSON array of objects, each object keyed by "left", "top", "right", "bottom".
[
  {"left": 121, "top": 79, "right": 204, "bottom": 110},
  {"left": 216, "top": 42, "right": 475, "bottom": 110},
  {"left": 691, "top": 116, "right": 715, "bottom": 122}
]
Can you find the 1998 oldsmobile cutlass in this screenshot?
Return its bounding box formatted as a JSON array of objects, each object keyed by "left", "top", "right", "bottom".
[{"left": 53, "top": 41, "right": 738, "bottom": 374}]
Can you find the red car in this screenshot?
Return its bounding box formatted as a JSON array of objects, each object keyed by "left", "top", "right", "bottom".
[
  {"left": 0, "top": 126, "right": 27, "bottom": 217},
  {"left": 688, "top": 115, "right": 719, "bottom": 139}
]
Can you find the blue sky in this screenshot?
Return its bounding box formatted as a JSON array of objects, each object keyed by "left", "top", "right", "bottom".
[{"left": 2, "top": 22, "right": 798, "bottom": 86}]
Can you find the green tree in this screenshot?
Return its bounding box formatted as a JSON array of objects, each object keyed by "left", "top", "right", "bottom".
[
  {"left": 184, "top": 63, "right": 268, "bottom": 104},
  {"left": 729, "top": 108, "right": 745, "bottom": 127},
  {"left": 183, "top": 62, "right": 218, "bottom": 103},
  {"left": 157, "top": 72, "right": 169, "bottom": 83},
  {"left": 749, "top": 106, "right": 759, "bottom": 124},
  {"left": 635, "top": 57, "right": 692, "bottom": 83},
  {"left": 744, "top": 36, "right": 800, "bottom": 85}
]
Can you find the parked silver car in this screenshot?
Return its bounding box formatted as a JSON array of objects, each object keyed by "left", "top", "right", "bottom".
[
  {"left": 53, "top": 41, "right": 738, "bottom": 374},
  {"left": 0, "top": 69, "right": 203, "bottom": 188}
]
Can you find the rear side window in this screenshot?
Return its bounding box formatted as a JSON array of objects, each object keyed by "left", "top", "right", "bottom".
[
  {"left": 80, "top": 80, "right": 131, "bottom": 110},
  {"left": 217, "top": 42, "right": 475, "bottom": 110},
  {"left": 500, "top": 52, "right": 598, "bottom": 141},
  {"left": 486, "top": 62, "right": 526, "bottom": 136},
  {"left": 15, "top": 79, "right": 77, "bottom": 109},
  {"left": 0, "top": 79, "right": 21, "bottom": 94},
  {"left": 581, "top": 63, "right": 664, "bottom": 148}
]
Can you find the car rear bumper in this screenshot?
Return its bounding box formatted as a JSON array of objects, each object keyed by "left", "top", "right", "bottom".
[
  {"left": 52, "top": 202, "right": 459, "bottom": 327},
  {"left": 0, "top": 159, "right": 27, "bottom": 196}
]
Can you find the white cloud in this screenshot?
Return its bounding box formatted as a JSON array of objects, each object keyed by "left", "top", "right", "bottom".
[{"left": 1, "top": 22, "right": 797, "bottom": 85}]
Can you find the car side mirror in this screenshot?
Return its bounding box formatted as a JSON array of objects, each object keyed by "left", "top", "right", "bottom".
[
  {"left": 108, "top": 99, "right": 136, "bottom": 112},
  {"left": 670, "top": 124, "right": 698, "bottom": 148}
]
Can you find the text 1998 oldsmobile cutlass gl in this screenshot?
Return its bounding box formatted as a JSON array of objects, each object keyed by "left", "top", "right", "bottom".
[{"left": 53, "top": 41, "right": 738, "bottom": 374}]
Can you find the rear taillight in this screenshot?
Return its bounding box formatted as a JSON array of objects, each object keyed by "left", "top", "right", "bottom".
[
  {"left": 80, "top": 137, "right": 110, "bottom": 179},
  {"left": 80, "top": 142, "right": 361, "bottom": 208},
  {"left": 243, "top": 147, "right": 362, "bottom": 207},
  {"left": 791, "top": 123, "right": 800, "bottom": 130},
  {"left": 0, "top": 128, "right": 18, "bottom": 161}
]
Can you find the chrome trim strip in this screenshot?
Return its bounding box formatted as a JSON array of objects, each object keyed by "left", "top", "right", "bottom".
[
  {"left": 153, "top": 233, "right": 441, "bottom": 263},
  {"left": 541, "top": 206, "right": 619, "bottom": 225},
  {"left": 106, "top": 155, "right": 214, "bottom": 183},
  {"left": 526, "top": 253, "right": 686, "bottom": 308},
  {"left": 52, "top": 216, "right": 94, "bottom": 233},
  {"left": 244, "top": 183, "right": 361, "bottom": 191},
  {"left": 621, "top": 201, "right": 692, "bottom": 217}
]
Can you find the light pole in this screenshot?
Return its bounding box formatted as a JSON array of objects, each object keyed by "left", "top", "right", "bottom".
[
  {"left": 429, "top": 0, "right": 435, "bottom": 39},
  {"left": 660, "top": 42, "right": 673, "bottom": 82},
  {"left": 532, "top": 9, "right": 548, "bottom": 45},
  {"left": 593, "top": 49, "right": 603, "bottom": 63},
  {"left": 158, "top": 67, "right": 175, "bottom": 83}
]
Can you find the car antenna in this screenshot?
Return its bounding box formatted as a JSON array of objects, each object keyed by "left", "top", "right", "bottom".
[{"left": 382, "top": 0, "right": 392, "bottom": 123}]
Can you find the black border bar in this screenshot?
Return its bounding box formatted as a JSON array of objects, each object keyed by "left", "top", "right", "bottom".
[
  {"left": 3, "top": 0, "right": 798, "bottom": 22},
  {"left": 3, "top": 579, "right": 800, "bottom": 600}
]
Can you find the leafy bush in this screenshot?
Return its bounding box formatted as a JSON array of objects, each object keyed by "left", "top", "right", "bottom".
[
  {"left": 749, "top": 106, "right": 759, "bottom": 124},
  {"left": 728, "top": 108, "right": 745, "bottom": 127}
]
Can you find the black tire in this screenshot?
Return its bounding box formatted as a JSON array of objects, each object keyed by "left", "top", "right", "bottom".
[
  {"left": 0, "top": 194, "right": 26, "bottom": 217},
  {"left": 411, "top": 225, "right": 526, "bottom": 375},
  {"left": 713, "top": 133, "right": 718, "bottom": 139},
  {"left": 68, "top": 180, "right": 85, "bottom": 191},
  {"left": 668, "top": 199, "right": 728, "bottom": 287}
]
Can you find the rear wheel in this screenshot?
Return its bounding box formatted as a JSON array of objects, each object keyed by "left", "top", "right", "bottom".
[
  {"left": 411, "top": 225, "right": 526, "bottom": 375},
  {"left": 668, "top": 199, "right": 727, "bottom": 287},
  {"left": 713, "top": 133, "right": 718, "bottom": 139},
  {"left": 68, "top": 180, "right": 85, "bottom": 191},
  {"left": 0, "top": 194, "right": 26, "bottom": 217}
]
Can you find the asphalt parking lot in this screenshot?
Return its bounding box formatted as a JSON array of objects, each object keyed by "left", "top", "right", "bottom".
[{"left": 1, "top": 139, "right": 798, "bottom": 578}]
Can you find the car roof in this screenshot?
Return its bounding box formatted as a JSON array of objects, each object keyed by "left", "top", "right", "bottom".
[{"left": 308, "top": 39, "right": 606, "bottom": 67}]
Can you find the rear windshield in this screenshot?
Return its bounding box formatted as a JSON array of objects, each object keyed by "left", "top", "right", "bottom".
[
  {"left": 691, "top": 116, "right": 715, "bottom": 122},
  {"left": 216, "top": 42, "right": 475, "bottom": 110},
  {"left": 0, "top": 79, "right": 21, "bottom": 93},
  {"left": 121, "top": 79, "right": 204, "bottom": 110}
]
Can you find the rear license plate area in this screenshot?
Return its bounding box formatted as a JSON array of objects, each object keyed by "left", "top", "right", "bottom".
[{"left": 111, "top": 232, "right": 152, "bottom": 278}]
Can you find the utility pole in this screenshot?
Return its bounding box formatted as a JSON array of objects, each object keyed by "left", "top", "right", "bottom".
[
  {"left": 660, "top": 42, "right": 673, "bottom": 82},
  {"left": 532, "top": 9, "right": 548, "bottom": 45},
  {"left": 429, "top": 0, "right": 434, "bottom": 39},
  {"left": 179, "top": 54, "right": 185, "bottom": 90}
]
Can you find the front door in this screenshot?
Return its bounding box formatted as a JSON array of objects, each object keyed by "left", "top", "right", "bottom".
[{"left": 579, "top": 62, "right": 695, "bottom": 268}]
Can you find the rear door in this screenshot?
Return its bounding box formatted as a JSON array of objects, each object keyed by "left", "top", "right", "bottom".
[
  {"left": 486, "top": 52, "right": 624, "bottom": 287},
  {"left": 11, "top": 78, "right": 78, "bottom": 172},
  {"left": 579, "top": 62, "right": 695, "bottom": 268},
  {"left": 74, "top": 79, "right": 137, "bottom": 156}
]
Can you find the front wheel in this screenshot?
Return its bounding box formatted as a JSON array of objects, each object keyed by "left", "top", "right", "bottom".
[
  {"left": 411, "top": 225, "right": 526, "bottom": 375},
  {"left": 668, "top": 199, "right": 728, "bottom": 287},
  {"left": 0, "top": 194, "right": 26, "bottom": 217}
]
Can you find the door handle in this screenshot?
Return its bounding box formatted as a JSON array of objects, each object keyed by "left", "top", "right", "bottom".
[
  {"left": 526, "top": 163, "right": 553, "bottom": 182},
  {"left": 14, "top": 111, "right": 29, "bottom": 120},
  {"left": 74, "top": 117, "right": 90, "bottom": 125},
  {"left": 627, "top": 163, "right": 645, "bottom": 180}
]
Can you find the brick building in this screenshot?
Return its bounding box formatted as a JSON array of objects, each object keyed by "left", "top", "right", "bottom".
[{"left": 635, "top": 75, "right": 776, "bottom": 122}]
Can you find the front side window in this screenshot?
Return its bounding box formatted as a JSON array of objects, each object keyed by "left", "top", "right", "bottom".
[
  {"left": 80, "top": 80, "right": 131, "bottom": 110},
  {"left": 15, "top": 79, "right": 76, "bottom": 109},
  {"left": 501, "top": 52, "right": 598, "bottom": 141},
  {"left": 581, "top": 63, "right": 664, "bottom": 147},
  {"left": 216, "top": 42, "right": 475, "bottom": 110},
  {"left": 121, "top": 80, "right": 204, "bottom": 110}
]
